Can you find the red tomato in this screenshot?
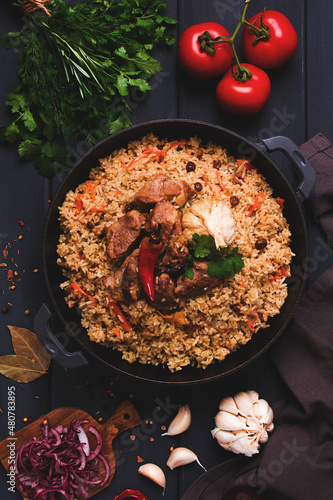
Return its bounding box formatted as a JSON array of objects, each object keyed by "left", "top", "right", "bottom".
[
  {"left": 178, "top": 22, "right": 234, "bottom": 79},
  {"left": 216, "top": 64, "right": 271, "bottom": 116},
  {"left": 241, "top": 10, "right": 298, "bottom": 69}
]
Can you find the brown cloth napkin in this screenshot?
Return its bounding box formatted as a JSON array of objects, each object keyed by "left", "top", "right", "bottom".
[{"left": 181, "top": 134, "right": 333, "bottom": 500}]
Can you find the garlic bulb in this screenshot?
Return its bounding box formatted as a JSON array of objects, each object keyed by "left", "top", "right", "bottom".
[
  {"left": 162, "top": 404, "right": 191, "bottom": 436},
  {"left": 182, "top": 198, "right": 235, "bottom": 248},
  {"left": 138, "top": 463, "right": 166, "bottom": 492},
  {"left": 212, "top": 391, "right": 274, "bottom": 457},
  {"left": 166, "top": 447, "right": 206, "bottom": 471}
]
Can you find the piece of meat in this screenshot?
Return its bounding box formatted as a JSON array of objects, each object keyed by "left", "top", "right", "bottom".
[
  {"left": 106, "top": 210, "right": 146, "bottom": 260},
  {"left": 175, "top": 260, "right": 222, "bottom": 298},
  {"left": 152, "top": 273, "right": 179, "bottom": 313},
  {"left": 144, "top": 201, "right": 179, "bottom": 250},
  {"left": 157, "top": 232, "right": 189, "bottom": 275},
  {"left": 104, "top": 249, "right": 142, "bottom": 303},
  {"left": 134, "top": 174, "right": 193, "bottom": 208}
]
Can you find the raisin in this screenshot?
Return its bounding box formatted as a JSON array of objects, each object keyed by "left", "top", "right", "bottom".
[
  {"left": 87, "top": 222, "right": 94, "bottom": 229},
  {"left": 212, "top": 160, "right": 221, "bottom": 169},
  {"left": 196, "top": 150, "right": 203, "bottom": 159},
  {"left": 194, "top": 182, "right": 202, "bottom": 192},
  {"left": 186, "top": 161, "right": 196, "bottom": 172},
  {"left": 230, "top": 196, "right": 240, "bottom": 206},
  {"left": 255, "top": 238, "right": 267, "bottom": 250}
]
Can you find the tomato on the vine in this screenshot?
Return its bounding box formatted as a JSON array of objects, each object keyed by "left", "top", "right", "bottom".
[
  {"left": 241, "top": 10, "right": 298, "bottom": 69},
  {"left": 178, "top": 22, "right": 234, "bottom": 79},
  {"left": 216, "top": 63, "right": 271, "bottom": 115}
]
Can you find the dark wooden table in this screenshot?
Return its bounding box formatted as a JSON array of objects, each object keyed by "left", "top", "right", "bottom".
[{"left": 1, "top": 1, "right": 333, "bottom": 499}]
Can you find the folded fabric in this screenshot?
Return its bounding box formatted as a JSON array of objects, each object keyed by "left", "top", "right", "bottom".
[{"left": 181, "top": 134, "right": 333, "bottom": 500}]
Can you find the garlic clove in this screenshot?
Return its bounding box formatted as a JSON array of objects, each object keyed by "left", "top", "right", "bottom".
[
  {"left": 161, "top": 404, "right": 191, "bottom": 436},
  {"left": 247, "top": 390, "right": 259, "bottom": 404},
  {"left": 253, "top": 399, "right": 274, "bottom": 425},
  {"left": 218, "top": 396, "right": 239, "bottom": 415},
  {"left": 215, "top": 410, "right": 245, "bottom": 431},
  {"left": 266, "top": 421, "right": 274, "bottom": 432},
  {"left": 259, "top": 429, "right": 269, "bottom": 443},
  {"left": 213, "top": 428, "right": 248, "bottom": 445},
  {"left": 230, "top": 434, "right": 260, "bottom": 457},
  {"left": 233, "top": 391, "right": 256, "bottom": 417},
  {"left": 138, "top": 463, "right": 166, "bottom": 492},
  {"left": 166, "top": 447, "right": 206, "bottom": 472}
]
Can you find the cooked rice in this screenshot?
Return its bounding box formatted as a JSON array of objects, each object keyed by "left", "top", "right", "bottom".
[{"left": 57, "top": 134, "right": 293, "bottom": 371}]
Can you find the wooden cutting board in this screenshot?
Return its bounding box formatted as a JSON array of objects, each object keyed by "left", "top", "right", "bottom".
[{"left": 0, "top": 400, "right": 141, "bottom": 499}]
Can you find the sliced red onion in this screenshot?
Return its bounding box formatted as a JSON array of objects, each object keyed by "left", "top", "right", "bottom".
[
  {"left": 15, "top": 418, "right": 110, "bottom": 500},
  {"left": 86, "top": 425, "right": 102, "bottom": 461},
  {"left": 75, "top": 424, "right": 90, "bottom": 457}
]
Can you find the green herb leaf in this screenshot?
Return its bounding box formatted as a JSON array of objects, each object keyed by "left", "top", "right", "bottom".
[
  {"left": 185, "top": 234, "right": 245, "bottom": 280},
  {"left": 1, "top": 0, "right": 176, "bottom": 178}
]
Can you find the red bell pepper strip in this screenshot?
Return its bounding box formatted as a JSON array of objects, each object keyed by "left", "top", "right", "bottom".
[
  {"left": 113, "top": 490, "right": 149, "bottom": 500},
  {"left": 237, "top": 159, "right": 254, "bottom": 170},
  {"left": 138, "top": 236, "right": 163, "bottom": 302},
  {"left": 107, "top": 296, "right": 131, "bottom": 331},
  {"left": 75, "top": 194, "right": 84, "bottom": 214},
  {"left": 246, "top": 191, "right": 266, "bottom": 217},
  {"left": 70, "top": 282, "right": 97, "bottom": 303}
]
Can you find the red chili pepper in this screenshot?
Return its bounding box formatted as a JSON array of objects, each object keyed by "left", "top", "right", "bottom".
[
  {"left": 113, "top": 489, "right": 149, "bottom": 500},
  {"left": 138, "top": 236, "right": 162, "bottom": 302},
  {"left": 107, "top": 296, "right": 131, "bottom": 332}
]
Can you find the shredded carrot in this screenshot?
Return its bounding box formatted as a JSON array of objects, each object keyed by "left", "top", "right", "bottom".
[
  {"left": 202, "top": 173, "right": 210, "bottom": 188},
  {"left": 247, "top": 317, "right": 255, "bottom": 332},
  {"left": 112, "top": 327, "right": 124, "bottom": 340},
  {"left": 246, "top": 191, "right": 266, "bottom": 217},
  {"left": 240, "top": 278, "right": 245, "bottom": 287},
  {"left": 168, "top": 140, "right": 188, "bottom": 151},
  {"left": 86, "top": 204, "right": 107, "bottom": 212},
  {"left": 114, "top": 189, "right": 122, "bottom": 197},
  {"left": 263, "top": 312, "right": 268, "bottom": 322},
  {"left": 216, "top": 173, "right": 226, "bottom": 193},
  {"left": 70, "top": 282, "right": 97, "bottom": 303},
  {"left": 7, "top": 269, "right": 13, "bottom": 281},
  {"left": 276, "top": 197, "right": 284, "bottom": 210},
  {"left": 125, "top": 148, "right": 164, "bottom": 170},
  {"left": 224, "top": 328, "right": 231, "bottom": 334},
  {"left": 107, "top": 296, "right": 131, "bottom": 331}
]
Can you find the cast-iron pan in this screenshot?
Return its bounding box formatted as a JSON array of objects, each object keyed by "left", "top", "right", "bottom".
[{"left": 40, "top": 119, "right": 316, "bottom": 384}]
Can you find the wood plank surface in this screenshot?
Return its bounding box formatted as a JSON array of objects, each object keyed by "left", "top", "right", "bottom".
[{"left": 0, "top": 1, "right": 332, "bottom": 499}]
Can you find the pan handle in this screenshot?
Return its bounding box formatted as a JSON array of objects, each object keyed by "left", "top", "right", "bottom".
[
  {"left": 259, "top": 136, "right": 316, "bottom": 201},
  {"left": 33, "top": 304, "right": 88, "bottom": 368}
]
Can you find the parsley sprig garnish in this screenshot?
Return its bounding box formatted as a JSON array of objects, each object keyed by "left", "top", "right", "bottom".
[
  {"left": 184, "top": 233, "right": 245, "bottom": 280},
  {"left": 0, "top": 0, "right": 176, "bottom": 178}
]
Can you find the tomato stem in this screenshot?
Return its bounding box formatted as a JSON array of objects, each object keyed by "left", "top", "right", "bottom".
[{"left": 197, "top": 0, "right": 270, "bottom": 81}]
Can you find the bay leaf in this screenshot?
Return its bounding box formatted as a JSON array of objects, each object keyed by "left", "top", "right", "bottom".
[
  {"left": 0, "top": 355, "right": 46, "bottom": 383},
  {"left": 7, "top": 325, "right": 51, "bottom": 371}
]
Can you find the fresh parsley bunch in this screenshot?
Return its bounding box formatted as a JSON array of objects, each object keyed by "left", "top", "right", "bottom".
[
  {"left": 0, "top": 0, "right": 176, "bottom": 177},
  {"left": 184, "top": 233, "right": 245, "bottom": 280}
]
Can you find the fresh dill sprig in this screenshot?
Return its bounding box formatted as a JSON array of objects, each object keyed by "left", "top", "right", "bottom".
[{"left": 0, "top": 0, "right": 176, "bottom": 178}]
